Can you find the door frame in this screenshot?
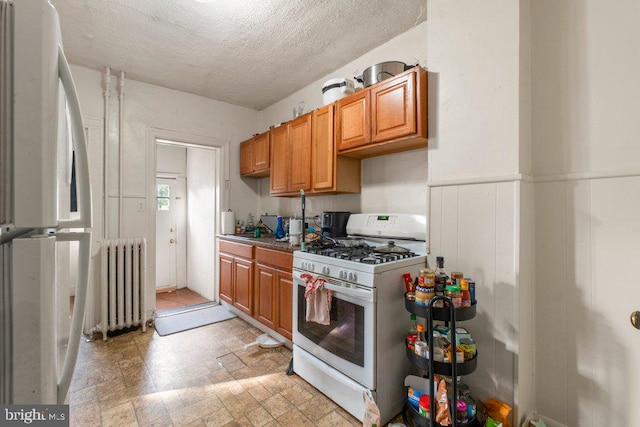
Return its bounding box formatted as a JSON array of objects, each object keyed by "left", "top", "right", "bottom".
[{"left": 146, "top": 128, "right": 229, "bottom": 317}]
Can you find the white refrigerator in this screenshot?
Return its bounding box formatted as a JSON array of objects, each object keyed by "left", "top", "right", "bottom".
[{"left": 0, "top": 0, "right": 92, "bottom": 404}]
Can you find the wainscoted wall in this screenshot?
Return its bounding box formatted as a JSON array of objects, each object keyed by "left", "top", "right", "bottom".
[{"left": 428, "top": 180, "right": 531, "bottom": 414}]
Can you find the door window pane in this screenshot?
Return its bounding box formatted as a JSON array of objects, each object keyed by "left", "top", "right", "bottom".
[{"left": 157, "top": 184, "right": 170, "bottom": 211}]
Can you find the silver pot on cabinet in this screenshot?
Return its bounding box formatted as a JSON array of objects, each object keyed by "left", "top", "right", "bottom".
[{"left": 354, "top": 61, "right": 415, "bottom": 87}]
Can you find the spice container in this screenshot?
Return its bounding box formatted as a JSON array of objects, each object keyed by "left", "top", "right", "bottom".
[
  {"left": 445, "top": 285, "right": 462, "bottom": 308},
  {"left": 451, "top": 271, "right": 464, "bottom": 286},
  {"left": 432, "top": 331, "right": 445, "bottom": 362},
  {"left": 456, "top": 400, "right": 469, "bottom": 423}
]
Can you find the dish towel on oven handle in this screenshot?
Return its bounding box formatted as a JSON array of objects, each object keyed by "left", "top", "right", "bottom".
[{"left": 301, "top": 273, "right": 333, "bottom": 325}]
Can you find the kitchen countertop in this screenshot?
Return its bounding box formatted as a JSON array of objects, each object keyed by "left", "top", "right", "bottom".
[{"left": 217, "top": 233, "right": 299, "bottom": 253}]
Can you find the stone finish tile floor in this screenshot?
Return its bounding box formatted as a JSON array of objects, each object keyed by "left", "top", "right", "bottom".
[{"left": 69, "top": 317, "right": 379, "bottom": 426}]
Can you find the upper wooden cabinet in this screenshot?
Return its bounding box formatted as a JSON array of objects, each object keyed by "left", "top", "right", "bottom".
[
  {"left": 336, "top": 66, "right": 427, "bottom": 158},
  {"left": 312, "top": 104, "right": 361, "bottom": 194},
  {"left": 269, "top": 125, "right": 289, "bottom": 194},
  {"left": 288, "top": 114, "right": 312, "bottom": 192},
  {"left": 335, "top": 90, "right": 370, "bottom": 151},
  {"left": 270, "top": 113, "right": 312, "bottom": 196},
  {"left": 240, "top": 131, "right": 270, "bottom": 177}
]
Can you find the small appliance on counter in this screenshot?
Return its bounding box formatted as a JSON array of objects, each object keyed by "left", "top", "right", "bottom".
[
  {"left": 289, "top": 218, "right": 303, "bottom": 245},
  {"left": 259, "top": 214, "right": 278, "bottom": 234},
  {"left": 321, "top": 211, "right": 351, "bottom": 238},
  {"left": 322, "top": 78, "right": 355, "bottom": 106}
]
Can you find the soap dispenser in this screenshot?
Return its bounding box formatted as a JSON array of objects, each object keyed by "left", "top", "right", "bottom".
[{"left": 275, "top": 216, "right": 286, "bottom": 239}]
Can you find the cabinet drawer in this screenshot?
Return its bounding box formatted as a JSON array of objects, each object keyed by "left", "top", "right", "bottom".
[
  {"left": 255, "top": 247, "right": 293, "bottom": 271},
  {"left": 220, "top": 240, "right": 254, "bottom": 259}
]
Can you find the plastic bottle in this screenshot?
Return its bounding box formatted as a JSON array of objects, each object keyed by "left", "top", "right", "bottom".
[
  {"left": 275, "top": 216, "right": 286, "bottom": 239},
  {"left": 408, "top": 314, "right": 418, "bottom": 335},
  {"left": 415, "top": 324, "right": 428, "bottom": 358},
  {"left": 460, "top": 279, "right": 471, "bottom": 307}
]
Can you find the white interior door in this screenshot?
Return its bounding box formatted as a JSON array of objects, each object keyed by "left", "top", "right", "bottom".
[
  {"left": 155, "top": 178, "right": 177, "bottom": 289},
  {"left": 590, "top": 177, "right": 640, "bottom": 425}
]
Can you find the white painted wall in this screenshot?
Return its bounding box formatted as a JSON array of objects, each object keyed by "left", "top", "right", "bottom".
[
  {"left": 531, "top": 1, "right": 640, "bottom": 425},
  {"left": 253, "top": 5, "right": 532, "bottom": 422},
  {"left": 71, "top": 65, "right": 258, "bottom": 321},
  {"left": 157, "top": 144, "right": 187, "bottom": 176},
  {"left": 186, "top": 147, "right": 217, "bottom": 301},
  {"left": 426, "top": 1, "right": 531, "bottom": 423},
  {"left": 251, "top": 22, "right": 430, "bottom": 224}
]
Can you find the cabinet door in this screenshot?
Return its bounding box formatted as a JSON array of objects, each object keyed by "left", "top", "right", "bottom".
[
  {"left": 371, "top": 71, "right": 416, "bottom": 143},
  {"left": 288, "top": 113, "right": 312, "bottom": 192},
  {"left": 336, "top": 90, "right": 370, "bottom": 151},
  {"left": 252, "top": 132, "right": 270, "bottom": 173},
  {"left": 255, "top": 264, "right": 276, "bottom": 329},
  {"left": 239, "top": 139, "right": 253, "bottom": 176},
  {"left": 312, "top": 104, "right": 335, "bottom": 191},
  {"left": 233, "top": 257, "right": 253, "bottom": 315},
  {"left": 275, "top": 271, "right": 293, "bottom": 341},
  {"left": 270, "top": 126, "right": 289, "bottom": 194},
  {"left": 219, "top": 254, "right": 234, "bottom": 304}
]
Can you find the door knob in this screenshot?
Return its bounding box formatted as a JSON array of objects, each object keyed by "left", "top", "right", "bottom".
[
  {"left": 170, "top": 227, "right": 174, "bottom": 232},
  {"left": 170, "top": 239, "right": 175, "bottom": 244},
  {"left": 631, "top": 311, "right": 640, "bottom": 329}
]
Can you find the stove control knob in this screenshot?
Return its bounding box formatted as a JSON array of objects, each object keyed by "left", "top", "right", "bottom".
[
  {"left": 322, "top": 266, "right": 330, "bottom": 275},
  {"left": 339, "top": 270, "right": 346, "bottom": 279},
  {"left": 309, "top": 263, "right": 315, "bottom": 272},
  {"left": 301, "top": 262, "right": 307, "bottom": 270},
  {"left": 347, "top": 272, "right": 354, "bottom": 281}
]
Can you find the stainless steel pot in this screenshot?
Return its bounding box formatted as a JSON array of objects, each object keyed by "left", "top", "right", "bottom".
[{"left": 354, "top": 61, "right": 413, "bottom": 87}]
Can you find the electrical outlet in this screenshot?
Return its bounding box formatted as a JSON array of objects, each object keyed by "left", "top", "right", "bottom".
[
  {"left": 225, "top": 180, "right": 231, "bottom": 189},
  {"left": 137, "top": 200, "right": 145, "bottom": 212}
]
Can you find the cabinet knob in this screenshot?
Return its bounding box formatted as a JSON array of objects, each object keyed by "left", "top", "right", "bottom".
[
  {"left": 631, "top": 311, "right": 640, "bottom": 329},
  {"left": 169, "top": 239, "right": 175, "bottom": 244}
]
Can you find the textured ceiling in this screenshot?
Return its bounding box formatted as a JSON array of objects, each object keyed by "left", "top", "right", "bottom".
[{"left": 50, "top": 0, "right": 427, "bottom": 110}]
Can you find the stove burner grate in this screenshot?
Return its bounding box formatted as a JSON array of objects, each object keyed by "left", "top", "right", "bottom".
[{"left": 305, "top": 240, "right": 417, "bottom": 264}]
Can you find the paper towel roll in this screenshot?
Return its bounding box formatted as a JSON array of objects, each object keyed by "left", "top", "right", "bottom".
[
  {"left": 289, "top": 219, "right": 302, "bottom": 235},
  {"left": 221, "top": 211, "right": 235, "bottom": 235}
]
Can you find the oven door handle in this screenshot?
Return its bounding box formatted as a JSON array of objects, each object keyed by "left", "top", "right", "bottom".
[{"left": 294, "top": 272, "right": 376, "bottom": 303}]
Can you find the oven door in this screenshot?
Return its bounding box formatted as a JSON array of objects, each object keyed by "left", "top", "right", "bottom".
[{"left": 292, "top": 268, "right": 376, "bottom": 389}]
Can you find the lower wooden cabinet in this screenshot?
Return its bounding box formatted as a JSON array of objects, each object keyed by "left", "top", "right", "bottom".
[
  {"left": 219, "top": 240, "right": 254, "bottom": 315},
  {"left": 219, "top": 240, "right": 293, "bottom": 340},
  {"left": 275, "top": 272, "right": 293, "bottom": 340},
  {"left": 254, "top": 247, "right": 293, "bottom": 340}
]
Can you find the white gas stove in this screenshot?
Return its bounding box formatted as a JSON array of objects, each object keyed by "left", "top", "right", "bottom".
[{"left": 292, "top": 213, "right": 427, "bottom": 424}]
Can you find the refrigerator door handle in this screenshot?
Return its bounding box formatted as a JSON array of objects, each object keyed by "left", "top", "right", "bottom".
[
  {"left": 55, "top": 231, "right": 91, "bottom": 403},
  {"left": 57, "top": 47, "right": 93, "bottom": 229}
]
